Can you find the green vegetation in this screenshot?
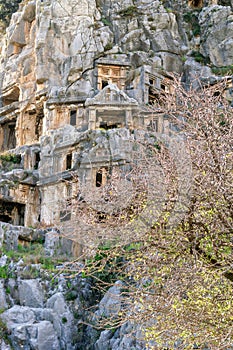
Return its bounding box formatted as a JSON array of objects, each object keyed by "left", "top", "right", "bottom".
[
  {"left": 118, "top": 6, "right": 139, "bottom": 18},
  {"left": 183, "top": 11, "right": 201, "bottom": 37},
  {"left": 0, "top": 153, "right": 21, "bottom": 164},
  {"left": 181, "top": 55, "right": 187, "bottom": 63},
  {"left": 18, "top": 265, "right": 40, "bottom": 279},
  {"left": 101, "top": 17, "right": 111, "bottom": 26},
  {"left": 0, "top": 0, "right": 21, "bottom": 26},
  {"left": 211, "top": 65, "right": 233, "bottom": 76},
  {"left": 65, "top": 290, "right": 78, "bottom": 301},
  {"left": 190, "top": 50, "right": 210, "bottom": 64},
  {"left": 0, "top": 266, "right": 10, "bottom": 279},
  {"left": 2, "top": 242, "right": 69, "bottom": 278},
  {"left": 62, "top": 317, "right": 68, "bottom": 324},
  {"left": 104, "top": 42, "right": 113, "bottom": 51},
  {"left": 0, "top": 317, "right": 9, "bottom": 343},
  {"left": 82, "top": 78, "right": 233, "bottom": 348},
  {"left": 165, "top": 7, "right": 173, "bottom": 13},
  {"left": 84, "top": 244, "right": 124, "bottom": 285}
]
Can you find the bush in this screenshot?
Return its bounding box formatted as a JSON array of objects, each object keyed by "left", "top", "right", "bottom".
[
  {"left": 211, "top": 65, "right": 233, "bottom": 76},
  {"left": 183, "top": 11, "right": 201, "bottom": 37},
  {"left": 0, "top": 153, "right": 21, "bottom": 164},
  {"left": 0, "top": 0, "right": 21, "bottom": 26},
  {"left": 191, "top": 50, "right": 210, "bottom": 64},
  {"left": 101, "top": 17, "right": 111, "bottom": 26},
  {"left": 118, "top": 6, "right": 138, "bottom": 17}
]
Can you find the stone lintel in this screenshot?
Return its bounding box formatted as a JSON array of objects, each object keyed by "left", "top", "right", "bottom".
[
  {"left": 96, "top": 59, "right": 130, "bottom": 67},
  {"left": 0, "top": 103, "right": 19, "bottom": 119},
  {"left": 37, "top": 171, "right": 75, "bottom": 186},
  {"left": 46, "top": 96, "right": 87, "bottom": 106}
]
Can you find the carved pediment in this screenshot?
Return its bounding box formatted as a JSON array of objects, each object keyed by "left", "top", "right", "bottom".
[{"left": 85, "top": 84, "right": 138, "bottom": 107}]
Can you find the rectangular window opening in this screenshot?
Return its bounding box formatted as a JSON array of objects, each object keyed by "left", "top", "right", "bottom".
[
  {"left": 99, "top": 121, "right": 118, "bottom": 130},
  {"left": 101, "top": 80, "right": 108, "bottom": 89},
  {"left": 149, "top": 79, "right": 154, "bottom": 86},
  {"left": 66, "top": 153, "right": 72, "bottom": 170},
  {"left": 35, "top": 113, "right": 44, "bottom": 139},
  {"left": 34, "top": 152, "right": 40, "bottom": 170},
  {"left": 161, "top": 84, "right": 166, "bottom": 91},
  {"left": 97, "top": 211, "right": 107, "bottom": 223},
  {"left": 148, "top": 86, "right": 158, "bottom": 105},
  {"left": 70, "top": 110, "right": 77, "bottom": 126},
  {"left": 149, "top": 118, "right": 158, "bottom": 132},
  {"left": 96, "top": 167, "right": 110, "bottom": 187},
  {"left": 60, "top": 210, "right": 71, "bottom": 222},
  {"left": 96, "top": 170, "right": 103, "bottom": 187},
  {"left": 0, "top": 201, "right": 25, "bottom": 226}
]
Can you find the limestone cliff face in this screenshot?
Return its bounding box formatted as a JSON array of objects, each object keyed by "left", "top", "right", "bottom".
[
  {"left": 1, "top": 0, "right": 182, "bottom": 103},
  {"left": 0, "top": 1, "right": 232, "bottom": 349},
  {"left": 199, "top": 4, "right": 233, "bottom": 66},
  {"left": 1, "top": 0, "right": 232, "bottom": 105},
  {"left": 0, "top": 0, "right": 232, "bottom": 233}
]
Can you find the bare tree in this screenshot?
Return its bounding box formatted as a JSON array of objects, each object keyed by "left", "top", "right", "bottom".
[{"left": 59, "top": 76, "right": 233, "bottom": 349}]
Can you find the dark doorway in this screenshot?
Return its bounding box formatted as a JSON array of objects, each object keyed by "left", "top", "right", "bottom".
[
  {"left": 66, "top": 153, "right": 72, "bottom": 170},
  {"left": 0, "top": 201, "right": 25, "bottom": 226},
  {"left": 101, "top": 80, "right": 108, "bottom": 89},
  {"left": 34, "top": 152, "right": 41, "bottom": 170},
  {"left": 96, "top": 170, "right": 103, "bottom": 187},
  {"left": 99, "top": 121, "right": 118, "bottom": 130}
]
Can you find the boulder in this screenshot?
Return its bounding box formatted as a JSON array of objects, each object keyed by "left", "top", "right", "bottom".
[
  {"left": 19, "top": 279, "right": 44, "bottom": 307},
  {"left": 199, "top": 5, "right": 233, "bottom": 66},
  {"left": 96, "top": 280, "right": 123, "bottom": 318}
]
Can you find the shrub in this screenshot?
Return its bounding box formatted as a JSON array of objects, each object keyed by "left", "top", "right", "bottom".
[
  {"left": 118, "top": 6, "right": 138, "bottom": 17},
  {"left": 183, "top": 11, "right": 201, "bottom": 37},
  {"left": 211, "top": 65, "right": 233, "bottom": 76},
  {"left": 101, "top": 17, "right": 111, "bottom": 26},
  {"left": 191, "top": 51, "right": 210, "bottom": 64},
  {"left": 0, "top": 0, "right": 21, "bottom": 26},
  {"left": 0, "top": 153, "right": 21, "bottom": 164}
]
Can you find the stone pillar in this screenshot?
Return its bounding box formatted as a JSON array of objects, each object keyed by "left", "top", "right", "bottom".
[
  {"left": 88, "top": 108, "right": 96, "bottom": 130},
  {"left": 125, "top": 109, "right": 133, "bottom": 129}
]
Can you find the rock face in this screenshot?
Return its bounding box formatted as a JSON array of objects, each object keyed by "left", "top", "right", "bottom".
[
  {"left": 0, "top": 262, "right": 146, "bottom": 350},
  {"left": 0, "top": 0, "right": 232, "bottom": 231},
  {"left": 0, "top": 0, "right": 232, "bottom": 349},
  {"left": 1, "top": 292, "right": 75, "bottom": 349},
  {"left": 199, "top": 5, "right": 233, "bottom": 66},
  {"left": 0, "top": 0, "right": 232, "bottom": 232},
  {"left": 0, "top": 234, "right": 96, "bottom": 350}
]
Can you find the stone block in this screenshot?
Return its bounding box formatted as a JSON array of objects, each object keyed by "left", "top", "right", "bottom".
[{"left": 19, "top": 279, "right": 44, "bottom": 308}]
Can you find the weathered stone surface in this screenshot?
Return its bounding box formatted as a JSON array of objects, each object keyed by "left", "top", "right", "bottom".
[
  {"left": 93, "top": 321, "right": 146, "bottom": 350},
  {"left": 0, "top": 222, "right": 45, "bottom": 250},
  {"left": 29, "top": 321, "right": 60, "bottom": 350},
  {"left": 96, "top": 280, "right": 123, "bottom": 318},
  {"left": 18, "top": 279, "right": 44, "bottom": 307},
  {"left": 1, "top": 305, "right": 36, "bottom": 326},
  {"left": 0, "top": 0, "right": 232, "bottom": 230},
  {"left": 199, "top": 5, "right": 233, "bottom": 66},
  {"left": 0, "top": 0, "right": 232, "bottom": 348},
  {"left": 3, "top": 229, "right": 19, "bottom": 251},
  {"left": 0, "top": 297, "right": 75, "bottom": 349},
  {"left": 0, "top": 340, "right": 11, "bottom": 350},
  {"left": 0, "top": 254, "right": 7, "bottom": 267},
  {"left": 46, "top": 292, "right": 75, "bottom": 348},
  {"left": 44, "top": 229, "right": 61, "bottom": 255},
  {"left": 0, "top": 279, "right": 8, "bottom": 309},
  {"left": 183, "top": 57, "right": 215, "bottom": 89}
]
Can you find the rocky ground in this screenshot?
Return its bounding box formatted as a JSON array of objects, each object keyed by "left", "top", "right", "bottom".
[{"left": 0, "top": 223, "right": 145, "bottom": 349}]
